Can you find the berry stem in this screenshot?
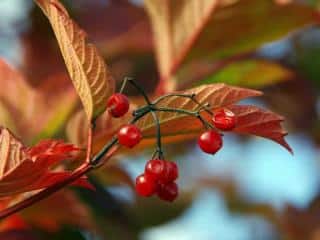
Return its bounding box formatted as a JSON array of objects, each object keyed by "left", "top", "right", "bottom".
[
  {"left": 152, "top": 93, "right": 213, "bottom": 115},
  {"left": 150, "top": 110, "right": 164, "bottom": 159},
  {"left": 153, "top": 106, "right": 214, "bottom": 130},
  {"left": 122, "top": 77, "right": 152, "bottom": 105},
  {"left": 119, "top": 77, "right": 129, "bottom": 94}
]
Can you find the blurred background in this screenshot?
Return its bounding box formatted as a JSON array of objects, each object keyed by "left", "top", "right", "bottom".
[{"left": 1, "top": 0, "right": 320, "bottom": 239}]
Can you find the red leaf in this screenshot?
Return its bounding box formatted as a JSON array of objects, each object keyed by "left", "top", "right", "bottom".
[
  {"left": 229, "top": 105, "right": 292, "bottom": 153},
  {"left": 137, "top": 84, "right": 262, "bottom": 137},
  {"left": 27, "top": 140, "right": 79, "bottom": 166},
  {"left": 33, "top": 172, "right": 94, "bottom": 191},
  {"left": 0, "top": 128, "right": 87, "bottom": 197}
]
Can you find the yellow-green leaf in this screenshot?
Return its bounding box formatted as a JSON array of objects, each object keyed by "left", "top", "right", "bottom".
[
  {"left": 35, "top": 0, "right": 115, "bottom": 120},
  {"left": 199, "top": 60, "right": 294, "bottom": 88}
]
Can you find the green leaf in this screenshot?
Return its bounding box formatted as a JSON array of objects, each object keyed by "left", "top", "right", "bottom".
[{"left": 199, "top": 60, "right": 293, "bottom": 88}]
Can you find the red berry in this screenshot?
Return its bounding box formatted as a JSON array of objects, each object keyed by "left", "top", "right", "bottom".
[
  {"left": 198, "top": 130, "right": 223, "bottom": 154},
  {"left": 157, "top": 182, "right": 178, "bottom": 202},
  {"left": 145, "top": 159, "right": 166, "bottom": 180},
  {"left": 118, "top": 124, "right": 142, "bottom": 148},
  {"left": 145, "top": 160, "right": 179, "bottom": 184},
  {"left": 212, "top": 108, "right": 237, "bottom": 131},
  {"left": 107, "top": 93, "right": 130, "bottom": 118},
  {"left": 165, "top": 161, "right": 178, "bottom": 183},
  {"left": 135, "top": 174, "right": 156, "bottom": 197}
]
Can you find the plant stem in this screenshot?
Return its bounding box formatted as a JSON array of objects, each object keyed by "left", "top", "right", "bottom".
[
  {"left": 123, "top": 77, "right": 152, "bottom": 105},
  {"left": 153, "top": 93, "right": 213, "bottom": 115},
  {"left": 150, "top": 111, "right": 163, "bottom": 159},
  {"left": 154, "top": 107, "right": 214, "bottom": 129},
  {"left": 91, "top": 137, "right": 118, "bottom": 166},
  {"left": 154, "top": 107, "right": 199, "bottom": 116},
  {"left": 152, "top": 93, "right": 196, "bottom": 105}
]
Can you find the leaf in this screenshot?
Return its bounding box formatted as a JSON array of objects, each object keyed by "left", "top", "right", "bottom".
[
  {"left": 35, "top": 0, "right": 115, "bottom": 120},
  {"left": 0, "top": 128, "right": 88, "bottom": 197},
  {"left": 137, "top": 84, "right": 262, "bottom": 136},
  {"left": 187, "top": 0, "right": 318, "bottom": 62},
  {"left": 0, "top": 59, "right": 78, "bottom": 144},
  {"left": 137, "top": 84, "right": 291, "bottom": 153},
  {"left": 144, "top": 0, "right": 220, "bottom": 83},
  {"left": 228, "top": 105, "right": 292, "bottom": 153},
  {"left": 198, "top": 60, "right": 294, "bottom": 88},
  {"left": 145, "top": 0, "right": 318, "bottom": 91},
  {"left": 0, "top": 59, "right": 39, "bottom": 138}
]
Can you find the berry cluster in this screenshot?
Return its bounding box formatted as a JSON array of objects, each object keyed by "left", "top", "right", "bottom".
[
  {"left": 136, "top": 159, "right": 179, "bottom": 201},
  {"left": 106, "top": 87, "right": 237, "bottom": 203},
  {"left": 198, "top": 108, "right": 237, "bottom": 154}
]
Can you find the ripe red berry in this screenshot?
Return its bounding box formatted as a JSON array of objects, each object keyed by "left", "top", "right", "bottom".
[
  {"left": 117, "top": 124, "right": 142, "bottom": 148},
  {"left": 145, "top": 159, "right": 179, "bottom": 184},
  {"left": 212, "top": 108, "right": 237, "bottom": 131},
  {"left": 157, "top": 182, "right": 178, "bottom": 202},
  {"left": 135, "top": 174, "right": 156, "bottom": 197},
  {"left": 165, "top": 161, "right": 178, "bottom": 183},
  {"left": 107, "top": 93, "right": 130, "bottom": 118},
  {"left": 198, "top": 130, "right": 223, "bottom": 154},
  {"left": 145, "top": 159, "right": 166, "bottom": 180}
]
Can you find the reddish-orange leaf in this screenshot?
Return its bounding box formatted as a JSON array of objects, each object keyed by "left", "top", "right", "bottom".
[
  {"left": 27, "top": 140, "right": 79, "bottom": 166},
  {"left": 0, "top": 128, "right": 89, "bottom": 197},
  {"left": 33, "top": 172, "right": 94, "bottom": 190},
  {"left": 138, "top": 85, "right": 291, "bottom": 153},
  {"left": 35, "top": 0, "right": 115, "bottom": 120},
  {"left": 228, "top": 105, "right": 292, "bottom": 153},
  {"left": 137, "top": 84, "right": 262, "bottom": 136}
]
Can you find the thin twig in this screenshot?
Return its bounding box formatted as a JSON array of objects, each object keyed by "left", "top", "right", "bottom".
[
  {"left": 124, "top": 77, "right": 152, "bottom": 105},
  {"left": 153, "top": 93, "right": 213, "bottom": 115},
  {"left": 150, "top": 111, "right": 163, "bottom": 159}
]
